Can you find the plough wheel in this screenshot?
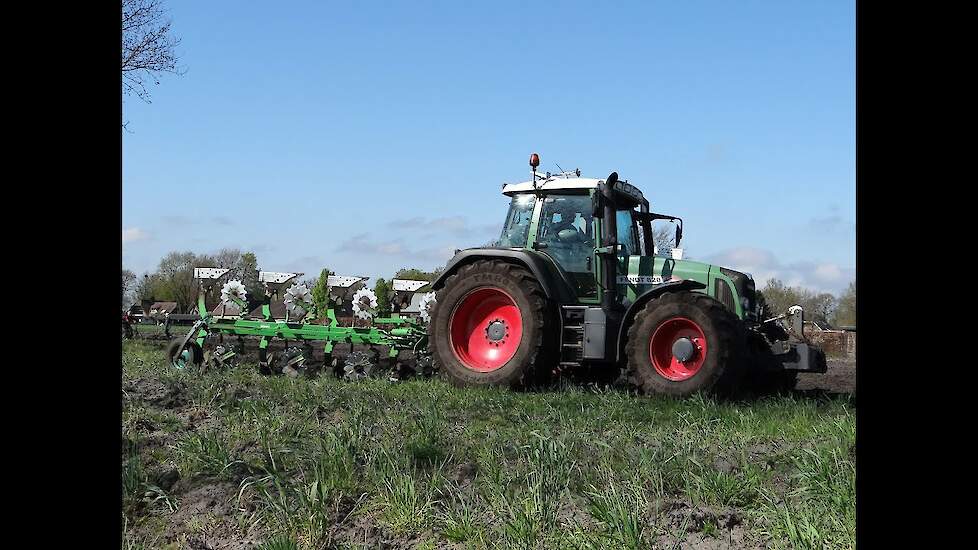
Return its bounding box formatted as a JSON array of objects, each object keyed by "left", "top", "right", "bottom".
[{"left": 167, "top": 338, "right": 203, "bottom": 370}]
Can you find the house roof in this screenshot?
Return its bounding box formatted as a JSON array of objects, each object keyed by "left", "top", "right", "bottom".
[
  {"left": 149, "top": 301, "right": 178, "bottom": 313},
  {"left": 210, "top": 300, "right": 244, "bottom": 317}
]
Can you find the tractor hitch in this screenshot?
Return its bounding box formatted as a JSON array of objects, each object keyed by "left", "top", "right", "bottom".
[
  {"left": 756, "top": 305, "right": 828, "bottom": 373},
  {"left": 769, "top": 341, "right": 828, "bottom": 373}
]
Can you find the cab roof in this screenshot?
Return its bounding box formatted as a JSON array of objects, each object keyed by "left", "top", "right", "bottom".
[
  {"left": 502, "top": 176, "right": 604, "bottom": 196},
  {"left": 502, "top": 175, "right": 646, "bottom": 206}
]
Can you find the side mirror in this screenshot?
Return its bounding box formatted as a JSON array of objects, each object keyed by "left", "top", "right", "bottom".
[{"left": 675, "top": 224, "right": 683, "bottom": 247}]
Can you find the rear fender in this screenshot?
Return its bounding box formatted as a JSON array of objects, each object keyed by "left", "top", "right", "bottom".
[
  {"left": 615, "top": 279, "right": 707, "bottom": 362},
  {"left": 432, "top": 249, "right": 578, "bottom": 303}
]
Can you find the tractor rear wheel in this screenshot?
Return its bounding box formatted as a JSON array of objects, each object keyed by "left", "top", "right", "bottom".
[
  {"left": 428, "top": 260, "right": 553, "bottom": 388},
  {"left": 625, "top": 292, "right": 744, "bottom": 397}
]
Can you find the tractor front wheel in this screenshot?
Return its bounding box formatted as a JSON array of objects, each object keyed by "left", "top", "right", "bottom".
[
  {"left": 625, "top": 292, "right": 744, "bottom": 397},
  {"left": 428, "top": 260, "right": 552, "bottom": 388}
]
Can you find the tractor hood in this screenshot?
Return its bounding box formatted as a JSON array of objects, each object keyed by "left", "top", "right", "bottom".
[{"left": 619, "top": 256, "right": 756, "bottom": 319}]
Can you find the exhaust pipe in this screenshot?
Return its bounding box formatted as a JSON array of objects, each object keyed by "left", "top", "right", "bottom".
[{"left": 601, "top": 172, "right": 620, "bottom": 312}]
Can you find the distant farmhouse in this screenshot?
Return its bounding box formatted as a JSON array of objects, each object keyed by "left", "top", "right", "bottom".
[
  {"left": 806, "top": 323, "right": 856, "bottom": 359},
  {"left": 148, "top": 301, "right": 178, "bottom": 317}
]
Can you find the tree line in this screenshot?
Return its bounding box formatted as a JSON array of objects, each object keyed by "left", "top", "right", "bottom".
[
  {"left": 123, "top": 249, "right": 261, "bottom": 313},
  {"left": 757, "top": 279, "right": 855, "bottom": 328}
]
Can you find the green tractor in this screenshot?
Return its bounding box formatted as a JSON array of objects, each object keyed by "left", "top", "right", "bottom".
[{"left": 426, "top": 154, "right": 826, "bottom": 396}]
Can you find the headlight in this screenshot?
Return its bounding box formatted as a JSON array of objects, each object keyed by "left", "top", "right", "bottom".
[{"left": 741, "top": 296, "right": 750, "bottom": 310}]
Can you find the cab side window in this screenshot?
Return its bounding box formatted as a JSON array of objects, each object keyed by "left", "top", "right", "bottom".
[
  {"left": 536, "top": 194, "right": 597, "bottom": 298},
  {"left": 616, "top": 210, "right": 637, "bottom": 257}
]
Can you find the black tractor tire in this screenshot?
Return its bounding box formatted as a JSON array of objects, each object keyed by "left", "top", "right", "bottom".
[
  {"left": 625, "top": 291, "right": 745, "bottom": 397},
  {"left": 428, "top": 260, "right": 554, "bottom": 388}
]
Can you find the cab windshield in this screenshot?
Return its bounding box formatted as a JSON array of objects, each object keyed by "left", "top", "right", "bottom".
[{"left": 497, "top": 194, "right": 537, "bottom": 247}]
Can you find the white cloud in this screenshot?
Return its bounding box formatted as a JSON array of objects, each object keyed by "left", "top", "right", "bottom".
[
  {"left": 122, "top": 227, "right": 148, "bottom": 244},
  {"left": 335, "top": 234, "right": 460, "bottom": 264},
  {"left": 813, "top": 263, "right": 844, "bottom": 283},
  {"left": 386, "top": 216, "right": 498, "bottom": 238},
  {"left": 377, "top": 242, "right": 407, "bottom": 255},
  {"left": 704, "top": 246, "right": 854, "bottom": 294}
]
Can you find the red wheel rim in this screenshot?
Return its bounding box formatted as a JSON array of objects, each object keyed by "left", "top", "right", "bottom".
[
  {"left": 649, "top": 317, "right": 708, "bottom": 381},
  {"left": 449, "top": 287, "right": 523, "bottom": 372}
]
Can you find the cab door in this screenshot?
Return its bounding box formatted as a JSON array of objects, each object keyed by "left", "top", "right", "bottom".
[{"left": 533, "top": 193, "right": 599, "bottom": 300}]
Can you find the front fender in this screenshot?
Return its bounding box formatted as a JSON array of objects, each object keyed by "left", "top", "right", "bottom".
[{"left": 615, "top": 279, "right": 707, "bottom": 362}]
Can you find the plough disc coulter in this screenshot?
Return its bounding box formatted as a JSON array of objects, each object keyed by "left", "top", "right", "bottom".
[{"left": 166, "top": 268, "right": 434, "bottom": 376}]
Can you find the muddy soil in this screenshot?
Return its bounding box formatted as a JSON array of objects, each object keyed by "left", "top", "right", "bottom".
[
  {"left": 796, "top": 358, "right": 856, "bottom": 395},
  {"left": 652, "top": 499, "right": 764, "bottom": 549},
  {"left": 124, "top": 378, "right": 261, "bottom": 548}
]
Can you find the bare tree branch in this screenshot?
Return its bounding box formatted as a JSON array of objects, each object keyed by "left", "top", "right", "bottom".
[
  {"left": 121, "top": 0, "right": 183, "bottom": 107},
  {"left": 652, "top": 226, "right": 673, "bottom": 255}
]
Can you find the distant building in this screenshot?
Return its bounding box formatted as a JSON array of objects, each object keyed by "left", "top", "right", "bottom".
[
  {"left": 804, "top": 320, "right": 832, "bottom": 332},
  {"left": 806, "top": 324, "right": 857, "bottom": 359},
  {"left": 141, "top": 301, "right": 179, "bottom": 323},
  {"left": 148, "top": 301, "right": 178, "bottom": 316}
]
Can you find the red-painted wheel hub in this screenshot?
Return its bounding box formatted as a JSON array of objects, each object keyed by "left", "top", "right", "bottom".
[
  {"left": 449, "top": 287, "right": 523, "bottom": 372},
  {"left": 649, "top": 317, "right": 708, "bottom": 381}
]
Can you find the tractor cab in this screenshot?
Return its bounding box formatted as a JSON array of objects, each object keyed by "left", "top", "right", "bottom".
[
  {"left": 498, "top": 176, "right": 602, "bottom": 298},
  {"left": 498, "top": 168, "right": 690, "bottom": 310}
]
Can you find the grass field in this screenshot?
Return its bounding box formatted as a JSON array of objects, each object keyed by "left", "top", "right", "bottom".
[{"left": 122, "top": 340, "right": 855, "bottom": 549}]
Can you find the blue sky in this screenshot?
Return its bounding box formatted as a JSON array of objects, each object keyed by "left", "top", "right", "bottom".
[{"left": 123, "top": 0, "right": 855, "bottom": 293}]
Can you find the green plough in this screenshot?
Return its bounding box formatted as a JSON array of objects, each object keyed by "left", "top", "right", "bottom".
[{"left": 166, "top": 268, "right": 434, "bottom": 378}]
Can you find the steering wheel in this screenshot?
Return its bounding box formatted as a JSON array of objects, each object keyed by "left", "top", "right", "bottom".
[{"left": 556, "top": 227, "right": 585, "bottom": 243}]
